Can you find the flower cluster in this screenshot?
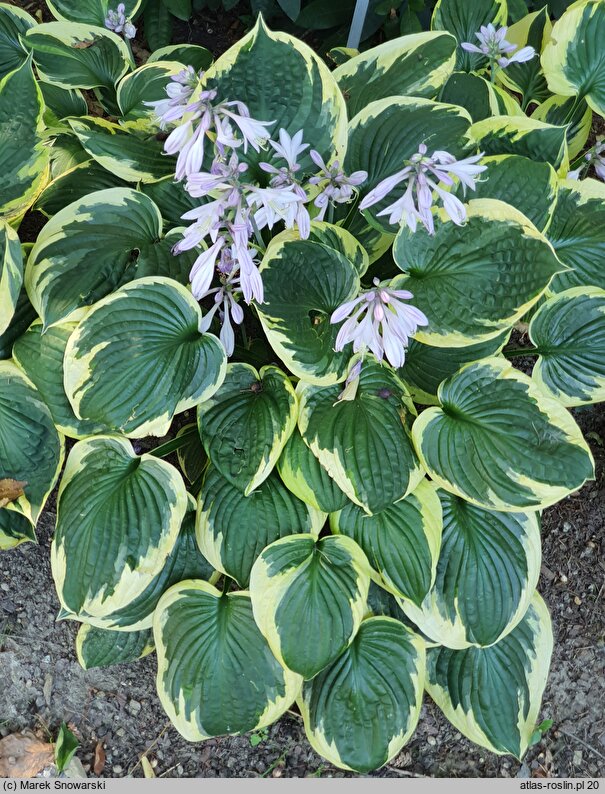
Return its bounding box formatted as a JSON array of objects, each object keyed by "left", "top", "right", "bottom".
[
  {"left": 308, "top": 151, "right": 367, "bottom": 221},
  {"left": 360, "top": 143, "right": 486, "bottom": 234},
  {"left": 330, "top": 279, "right": 428, "bottom": 369},
  {"left": 104, "top": 3, "right": 136, "bottom": 39},
  {"left": 461, "top": 24, "right": 535, "bottom": 70},
  {"left": 569, "top": 136, "right": 605, "bottom": 181}
]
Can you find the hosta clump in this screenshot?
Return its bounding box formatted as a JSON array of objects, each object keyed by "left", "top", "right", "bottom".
[{"left": 1, "top": 0, "right": 605, "bottom": 774}]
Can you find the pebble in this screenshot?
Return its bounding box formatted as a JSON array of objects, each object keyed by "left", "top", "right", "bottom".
[
  {"left": 129, "top": 699, "right": 141, "bottom": 714},
  {"left": 0, "top": 582, "right": 9, "bottom": 591},
  {"left": 427, "top": 736, "right": 436, "bottom": 746},
  {"left": 116, "top": 728, "right": 125, "bottom": 737},
  {"left": 573, "top": 750, "right": 583, "bottom": 766},
  {"left": 113, "top": 765, "right": 123, "bottom": 775}
]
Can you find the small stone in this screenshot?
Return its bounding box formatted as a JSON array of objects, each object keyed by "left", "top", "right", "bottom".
[
  {"left": 573, "top": 750, "right": 582, "bottom": 767},
  {"left": 0, "top": 582, "right": 9, "bottom": 591},
  {"left": 560, "top": 573, "right": 568, "bottom": 583},
  {"left": 113, "top": 765, "right": 123, "bottom": 775},
  {"left": 116, "top": 728, "right": 125, "bottom": 737},
  {"left": 177, "top": 764, "right": 184, "bottom": 775},
  {"left": 574, "top": 596, "right": 582, "bottom": 605},
  {"left": 427, "top": 736, "right": 436, "bottom": 746},
  {"left": 129, "top": 699, "right": 141, "bottom": 714}
]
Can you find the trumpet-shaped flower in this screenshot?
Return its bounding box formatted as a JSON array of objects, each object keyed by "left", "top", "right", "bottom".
[
  {"left": 461, "top": 24, "right": 535, "bottom": 68},
  {"left": 104, "top": 3, "right": 136, "bottom": 38},
  {"left": 331, "top": 279, "right": 428, "bottom": 368},
  {"left": 308, "top": 151, "right": 367, "bottom": 220}
]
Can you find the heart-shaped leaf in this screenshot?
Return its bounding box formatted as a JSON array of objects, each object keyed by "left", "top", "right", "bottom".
[
  {"left": 0, "top": 219, "right": 23, "bottom": 334},
  {"left": 76, "top": 624, "right": 154, "bottom": 670}
]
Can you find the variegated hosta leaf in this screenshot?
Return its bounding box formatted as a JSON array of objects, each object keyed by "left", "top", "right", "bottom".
[
  {"left": 76, "top": 624, "right": 154, "bottom": 670},
  {"left": 532, "top": 95, "right": 592, "bottom": 162},
  {"left": 25, "top": 22, "right": 132, "bottom": 91},
  {"left": 0, "top": 220, "right": 22, "bottom": 335},
  {"left": 64, "top": 277, "right": 227, "bottom": 438},
  {"left": 330, "top": 479, "right": 442, "bottom": 607},
  {"left": 277, "top": 429, "right": 349, "bottom": 514},
  {"left": 0, "top": 361, "right": 64, "bottom": 527},
  {"left": 412, "top": 357, "right": 595, "bottom": 511},
  {"left": 431, "top": 0, "right": 507, "bottom": 71},
  {"left": 257, "top": 236, "right": 360, "bottom": 386},
  {"left": 197, "top": 466, "right": 324, "bottom": 588},
  {"left": 299, "top": 618, "right": 425, "bottom": 773},
  {"left": 402, "top": 491, "right": 541, "bottom": 649},
  {"left": 250, "top": 534, "right": 371, "bottom": 679},
  {"left": 26, "top": 187, "right": 196, "bottom": 329},
  {"left": 466, "top": 115, "right": 569, "bottom": 173},
  {"left": 35, "top": 160, "right": 129, "bottom": 218},
  {"left": 542, "top": 0, "right": 605, "bottom": 116},
  {"left": 13, "top": 321, "right": 108, "bottom": 439},
  {"left": 272, "top": 221, "right": 369, "bottom": 277},
  {"left": 366, "top": 581, "right": 410, "bottom": 623},
  {"left": 0, "top": 58, "right": 49, "bottom": 221},
  {"left": 68, "top": 117, "right": 174, "bottom": 182},
  {"left": 87, "top": 494, "right": 214, "bottom": 631},
  {"left": 345, "top": 97, "right": 472, "bottom": 235},
  {"left": 0, "top": 285, "right": 36, "bottom": 360},
  {"left": 297, "top": 362, "right": 422, "bottom": 515},
  {"left": 439, "top": 72, "right": 522, "bottom": 122},
  {"left": 0, "top": 3, "right": 36, "bottom": 79},
  {"left": 334, "top": 31, "right": 457, "bottom": 116},
  {"left": 154, "top": 581, "right": 302, "bottom": 741},
  {"left": 46, "top": 0, "right": 141, "bottom": 25},
  {"left": 392, "top": 200, "right": 562, "bottom": 347},
  {"left": 52, "top": 436, "right": 187, "bottom": 622},
  {"left": 48, "top": 131, "right": 89, "bottom": 179},
  {"left": 0, "top": 508, "right": 37, "bottom": 550},
  {"left": 147, "top": 43, "right": 213, "bottom": 72},
  {"left": 545, "top": 178, "right": 605, "bottom": 292},
  {"left": 40, "top": 82, "right": 87, "bottom": 125},
  {"left": 455, "top": 155, "right": 558, "bottom": 233},
  {"left": 204, "top": 17, "right": 347, "bottom": 174},
  {"left": 176, "top": 424, "right": 207, "bottom": 486},
  {"left": 139, "top": 176, "right": 200, "bottom": 230},
  {"left": 530, "top": 287, "right": 605, "bottom": 407},
  {"left": 426, "top": 593, "right": 553, "bottom": 758},
  {"left": 398, "top": 331, "right": 510, "bottom": 406},
  {"left": 197, "top": 363, "right": 297, "bottom": 496},
  {"left": 116, "top": 61, "right": 184, "bottom": 126},
  {"left": 496, "top": 7, "right": 552, "bottom": 107}
]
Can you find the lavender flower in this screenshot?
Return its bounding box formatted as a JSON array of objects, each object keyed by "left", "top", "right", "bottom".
[
  {"left": 330, "top": 279, "right": 428, "bottom": 368},
  {"left": 359, "top": 144, "right": 486, "bottom": 234},
  {"left": 198, "top": 277, "right": 244, "bottom": 357},
  {"left": 569, "top": 136, "right": 605, "bottom": 181},
  {"left": 104, "top": 3, "right": 136, "bottom": 39},
  {"left": 461, "top": 24, "right": 535, "bottom": 68},
  {"left": 308, "top": 151, "right": 367, "bottom": 220},
  {"left": 260, "top": 129, "right": 312, "bottom": 238},
  {"left": 145, "top": 67, "right": 200, "bottom": 129}
]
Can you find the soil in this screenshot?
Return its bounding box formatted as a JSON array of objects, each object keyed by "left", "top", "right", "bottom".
[{"left": 2, "top": 0, "right": 605, "bottom": 780}]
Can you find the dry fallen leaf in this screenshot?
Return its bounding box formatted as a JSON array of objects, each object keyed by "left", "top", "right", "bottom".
[
  {"left": 93, "top": 741, "right": 106, "bottom": 776},
  {"left": 0, "top": 479, "right": 27, "bottom": 508},
  {"left": 141, "top": 756, "right": 155, "bottom": 779},
  {"left": 0, "top": 732, "right": 54, "bottom": 778}
]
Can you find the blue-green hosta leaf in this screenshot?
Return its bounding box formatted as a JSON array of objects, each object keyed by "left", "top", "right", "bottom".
[
  {"left": 545, "top": 178, "right": 605, "bottom": 292},
  {"left": 439, "top": 71, "right": 522, "bottom": 122},
  {"left": 426, "top": 593, "right": 553, "bottom": 758},
  {"left": 26, "top": 187, "right": 196, "bottom": 328},
  {"left": 431, "top": 0, "right": 507, "bottom": 71},
  {"left": 197, "top": 466, "right": 324, "bottom": 588},
  {"left": 0, "top": 220, "right": 23, "bottom": 335},
  {"left": 531, "top": 95, "right": 592, "bottom": 161},
  {"left": 147, "top": 43, "right": 213, "bottom": 72},
  {"left": 25, "top": 22, "right": 132, "bottom": 91},
  {"left": 277, "top": 429, "right": 349, "bottom": 514},
  {"left": 345, "top": 97, "right": 472, "bottom": 235},
  {"left": 273, "top": 221, "right": 369, "bottom": 277},
  {"left": 68, "top": 117, "right": 173, "bottom": 182},
  {"left": 51, "top": 436, "right": 188, "bottom": 622},
  {"left": 299, "top": 618, "right": 425, "bottom": 773},
  {"left": 330, "top": 479, "right": 442, "bottom": 607},
  {"left": 64, "top": 277, "right": 227, "bottom": 438},
  {"left": 412, "top": 357, "right": 595, "bottom": 511},
  {"left": 139, "top": 176, "right": 200, "bottom": 230},
  {"left": 204, "top": 17, "right": 347, "bottom": 175},
  {"left": 154, "top": 581, "right": 302, "bottom": 740},
  {"left": 0, "top": 361, "right": 64, "bottom": 526},
  {"left": 398, "top": 331, "right": 510, "bottom": 406},
  {"left": 402, "top": 491, "right": 541, "bottom": 649},
  {"left": 257, "top": 236, "right": 360, "bottom": 386},
  {"left": 13, "top": 321, "right": 109, "bottom": 439},
  {"left": 0, "top": 58, "right": 50, "bottom": 221},
  {"left": 0, "top": 285, "right": 36, "bottom": 360},
  {"left": 250, "top": 534, "right": 371, "bottom": 679},
  {"left": 35, "top": 160, "right": 129, "bottom": 217},
  {"left": 116, "top": 60, "right": 184, "bottom": 126},
  {"left": 334, "top": 31, "right": 457, "bottom": 116},
  {"left": 297, "top": 362, "right": 422, "bottom": 515},
  {"left": 76, "top": 624, "right": 154, "bottom": 670},
  {"left": 46, "top": 0, "right": 141, "bottom": 25},
  {"left": 86, "top": 495, "right": 215, "bottom": 630},
  {"left": 456, "top": 155, "right": 558, "bottom": 233},
  {"left": 466, "top": 115, "right": 569, "bottom": 173},
  {"left": 0, "top": 3, "right": 36, "bottom": 79},
  {"left": 392, "top": 200, "right": 562, "bottom": 347},
  {"left": 530, "top": 287, "right": 605, "bottom": 407},
  {"left": 496, "top": 7, "right": 552, "bottom": 106},
  {"left": 542, "top": 0, "right": 605, "bottom": 116},
  {"left": 0, "top": 507, "right": 37, "bottom": 550},
  {"left": 197, "top": 363, "right": 297, "bottom": 496}
]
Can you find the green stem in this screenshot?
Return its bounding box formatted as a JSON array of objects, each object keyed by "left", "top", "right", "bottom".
[
  {"left": 327, "top": 203, "right": 335, "bottom": 225},
  {"left": 250, "top": 215, "right": 266, "bottom": 252},
  {"left": 240, "top": 321, "right": 249, "bottom": 349},
  {"left": 149, "top": 427, "right": 198, "bottom": 458},
  {"left": 490, "top": 60, "right": 497, "bottom": 84},
  {"left": 503, "top": 346, "right": 539, "bottom": 359}
]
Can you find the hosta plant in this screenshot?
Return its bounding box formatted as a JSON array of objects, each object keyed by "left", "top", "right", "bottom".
[{"left": 1, "top": 0, "right": 605, "bottom": 774}]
